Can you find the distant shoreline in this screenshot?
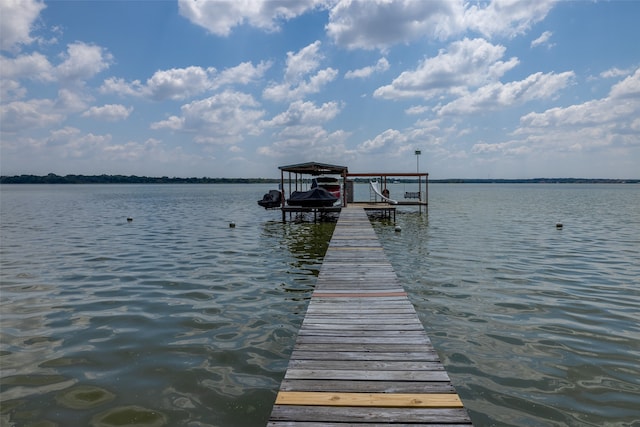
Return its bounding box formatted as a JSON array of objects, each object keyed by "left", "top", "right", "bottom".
[{"left": 1, "top": 174, "right": 638, "bottom": 184}]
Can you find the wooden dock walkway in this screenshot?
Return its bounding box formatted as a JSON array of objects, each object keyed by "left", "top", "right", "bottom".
[{"left": 268, "top": 206, "right": 473, "bottom": 426}]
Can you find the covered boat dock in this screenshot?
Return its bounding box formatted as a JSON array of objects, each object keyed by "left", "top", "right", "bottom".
[
  {"left": 277, "top": 162, "right": 428, "bottom": 222},
  {"left": 279, "top": 162, "right": 349, "bottom": 222}
]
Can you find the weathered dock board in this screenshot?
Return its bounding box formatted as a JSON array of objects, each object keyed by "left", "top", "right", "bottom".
[{"left": 268, "top": 207, "right": 473, "bottom": 426}]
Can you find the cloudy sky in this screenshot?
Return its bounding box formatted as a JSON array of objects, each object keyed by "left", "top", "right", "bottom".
[{"left": 1, "top": 0, "right": 639, "bottom": 179}]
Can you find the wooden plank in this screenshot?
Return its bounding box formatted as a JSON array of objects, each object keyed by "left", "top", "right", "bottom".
[
  {"left": 269, "top": 423, "right": 471, "bottom": 427},
  {"left": 275, "top": 392, "right": 463, "bottom": 408},
  {"left": 303, "top": 307, "right": 416, "bottom": 314},
  {"left": 331, "top": 244, "right": 382, "bottom": 252},
  {"left": 287, "top": 360, "right": 446, "bottom": 371},
  {"left": 270, "top": 406, "right": 471, "bottom": 423},
  {"left": 284, "top": 369, "right": 450, "bottom": 382},
  {"left": 278, "top": 379, "right": 456, "bottom": 393},
  {"left": 300, "top": 324, "right": 425, "bottom": 332},
  {"left": 292, "top": 343, "right": 435, "bottom": 353},
  {"left": 294, "top": 335, "right": 430, "bottom": 345},
  {"left": 297, "top": 330, "right": 428, "bottom": 338},
  {"left": 312, "top": 291, "right": 407, "bottom": 297},
  {"left": 303, "top": 312, "right": 418, "bottom": 318},
  {"left": 289, "top": 351, "right": 440, "bottom": 361}
]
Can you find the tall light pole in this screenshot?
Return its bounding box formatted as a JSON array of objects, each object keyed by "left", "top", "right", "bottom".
[{"left": 415, "top": 149, "right": 421, "bottom": 173}]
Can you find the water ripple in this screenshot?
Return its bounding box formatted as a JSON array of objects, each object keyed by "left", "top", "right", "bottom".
[
  {"left": 1, "top": 184, "right": 332, "bottom": 426},
  {"left": 375, "top": 184, "right": 640, "bottom": 427},
  {"left": 3, "top": 183, "right": 639, "bottom": 426}
]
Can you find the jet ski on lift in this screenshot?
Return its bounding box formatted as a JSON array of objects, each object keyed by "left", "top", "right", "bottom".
[{"left": 257, "top": 189, "right": 282, "bottom": 209}]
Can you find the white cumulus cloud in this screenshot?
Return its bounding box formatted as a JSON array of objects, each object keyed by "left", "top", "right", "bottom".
[
  {"left": 327, "top": 0, "right": 464, "bottom": 50},
  {"left": 178, "top": 0, "right": 329, "bottom": 36},
  {"left": 100, "top": 62, "right": 269, "bottom": 101},
  {"left": 436, "top": 71, "right": 575, "bottom": 115},
  {"left": 464, "top": 0, "right": 557, "bottom": 39},
  {"left": 82, "top": 104, "right": 133, "bottom": 121},
  {"left": 374, "top": 38, "right": 518, "bottom": 100},
  {"left": 531, "top": 31, "right": 554, "bottom": 48},
  {"left": 0, "top": 0, "right": 46, "bottom": 52},
  {"left": 345, "top": 58, "right": 390, "bottom": 79},
  {"left": 56, "top": 42, "right": 113, "bottom": 83},
  {"left": 264, "top": 100, "right": 341, "bottom": 127},
  {"left": 151, "top": 90, "right": 265, "bottom": 145},
  {"left": 0, "top": 99, "right": 64, "bottom": 132},
  {"left": 263, "top": 41, "right": 338, "bottom": 101},
  {"left": 327, "top": 0, "right": 557, "bottom": 51}
]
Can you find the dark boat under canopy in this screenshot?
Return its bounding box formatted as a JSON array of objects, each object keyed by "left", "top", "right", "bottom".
[{"left": 286, "top": 187, "right": 338, "bottom": 207}]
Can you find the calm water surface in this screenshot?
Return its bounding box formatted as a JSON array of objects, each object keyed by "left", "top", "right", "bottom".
[{"left": 1, "top": 183, "right": 639, "bottom": 426}]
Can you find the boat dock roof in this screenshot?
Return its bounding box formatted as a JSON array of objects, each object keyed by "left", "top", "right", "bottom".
[{"left": 279, "top": 162, "right": 348, "bottom": 175}]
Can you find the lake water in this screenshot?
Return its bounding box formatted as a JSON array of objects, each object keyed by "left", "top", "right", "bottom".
[{"left": 1, "top": 183, "right": 639, "bottom": 427}]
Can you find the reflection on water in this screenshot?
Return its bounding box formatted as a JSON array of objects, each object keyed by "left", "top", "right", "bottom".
[{"left": 1, "top": 183, "right": 639, "bottom": 426}]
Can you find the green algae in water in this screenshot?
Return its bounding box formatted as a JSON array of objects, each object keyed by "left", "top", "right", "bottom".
[
  {"left": 40, "top": 356, "right": 89, "bottom": 368},
  {"left": 0, "top": 399, "right": 24, "bottom": 414},
  {"left": 20, "top": 421, "right": 57, "bottom": 427},
  {"left": 56, "top": 385, "right": 115, "bottom": 409},
  {"left": 91, "top": 406, "right": 166, "bottom": 427},
  {"left": 2, "top": 374, "right": 68, "bottom": 387},
  {"left": 0, "top": 401, "right": 56, "bottom": 427}
]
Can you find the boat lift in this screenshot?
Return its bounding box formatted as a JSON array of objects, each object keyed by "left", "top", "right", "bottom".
[{"left": 278, "top": 162, "right": 349, "bottom": 222}]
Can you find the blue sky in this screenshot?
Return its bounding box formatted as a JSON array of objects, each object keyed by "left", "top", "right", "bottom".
[{"left": 1, "top": 0, "right": 639, "bottom": 179}]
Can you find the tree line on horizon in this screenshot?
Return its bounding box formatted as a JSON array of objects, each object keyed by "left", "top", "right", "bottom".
[
  {"left": 0, "top": 173, "right": 637, "bottom": 185},
  {"left": 0, "top": 174, "right": 278, "bottom": 184}
]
